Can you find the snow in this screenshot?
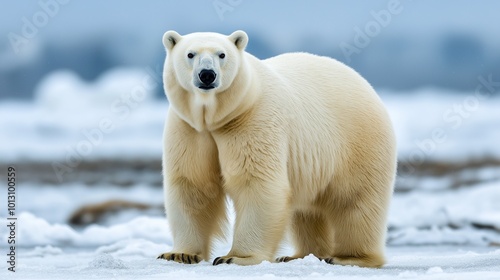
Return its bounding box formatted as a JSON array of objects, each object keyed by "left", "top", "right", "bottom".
[
  {"left": 12, "top": 183, "right": 164, "bottom": 225},
  {"left": 1, "top": 245, "right": 499, "bottom": 279},
  {"left": 388, "top": 182, "right": 500, "bottom": 232},
  {"left": 1, "top": 68, "right": 500, "bottom": 278},
  {"left": 12, "top": 212, "right": 169, "bottom": 248},
  {"left": 383, "top": 87, "right": 500, "bottom": 160},
  {"left": 0, "top": 68, "right": 165, "bottom": 162},
  {"left": 88, "top": 253, "right": 128, "bottom": 269}
]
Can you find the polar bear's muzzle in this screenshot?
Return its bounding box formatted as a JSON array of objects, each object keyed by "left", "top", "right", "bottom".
[{"left": 198, "top": 69, "right": 217, "bottom": 90}]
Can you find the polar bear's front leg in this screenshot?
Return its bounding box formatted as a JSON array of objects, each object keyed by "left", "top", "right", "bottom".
[
  {"left": 158, "top": 178, "right": 226, "bottom": 263},
  {"left": 213, "top": 129, "right": 291, "bottom": 266},
  {"left": 211, "top": 112, "right": 291, "bottom": 265},
  {"left": 158, "top": 115, "right": 226, "bottom": 264},
  {"left": 214, "top": 178, "right": 290, "bottom": 266}
]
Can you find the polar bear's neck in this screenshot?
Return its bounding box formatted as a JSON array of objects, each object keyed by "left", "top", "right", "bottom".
[{"left": 188, "top": 93, "right": 217, "bottom": 131}]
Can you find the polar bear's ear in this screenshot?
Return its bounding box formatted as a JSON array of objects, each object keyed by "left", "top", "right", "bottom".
[
  {"left": 163, "top": 31, "right": 182, "bottom": 51},
  {"left": 228, "top": 30, "right": 248, "bottom": 51}
]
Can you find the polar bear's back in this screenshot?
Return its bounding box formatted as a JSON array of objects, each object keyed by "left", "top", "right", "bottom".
[
  {"left": 261, "top": 52, "right": 391, "bottom": 135},
  {"left": 263, "top": 52, "right": 379, "bottom": 106},
  {"left": 259, "top": 52, "right": 392, "bottom": 143}
]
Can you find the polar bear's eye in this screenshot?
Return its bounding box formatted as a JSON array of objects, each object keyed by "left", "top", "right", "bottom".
[
  {"left": 219, "top": 53, "right": 225, "bottom": 59},
  {"left": 187, "top": 53, "right": 194, "bottom": 59}
]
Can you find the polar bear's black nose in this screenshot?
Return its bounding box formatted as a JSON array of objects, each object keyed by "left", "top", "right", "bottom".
[{"left": 199, "top": 69, "right": 217, "bottom": 85}]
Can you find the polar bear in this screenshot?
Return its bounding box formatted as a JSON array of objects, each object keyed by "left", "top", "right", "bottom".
[{"left": 157, "top": 30, "right": 397, "bottom": 268}]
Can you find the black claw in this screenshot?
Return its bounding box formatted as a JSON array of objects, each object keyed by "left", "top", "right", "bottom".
[
  {"left": 186, "top": 254, "right": 192, "bottom": 264},
  {"left": 157, "top": 255, "right": 162, "bottom": 259},
  {"left": 181, "top": 253, "right": 185, "bottom": 263},
  {"left": 170, "top": 254, "right": 175, "bottom": 261},
  {"left": 324, "top": 258, "right": 334, "bottom": 264},
  {"left": 193, "top": 255, "right": 199, "bottom": 263},
  {"left": 277, "top": 256, "right": 290, "bottom": 262},
  {"left": 225, "top": 258, "right": 233, "bottom": 264},
  {"left": 213, "top": 257, "right": 226, "bottom": 265}
]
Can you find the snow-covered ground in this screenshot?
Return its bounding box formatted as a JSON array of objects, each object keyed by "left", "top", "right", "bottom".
[
  {"left": 1, "top": 246, "right": 499, "bottom": 279},
  {"left": 1, "top": 68, "right": 500, "bottom": 279},
  {"left": 2, "top": 207, "right": 500, "bottom": 279}
]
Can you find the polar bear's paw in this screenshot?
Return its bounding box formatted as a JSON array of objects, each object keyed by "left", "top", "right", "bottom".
[
  {"left": 275, "top": 256, "right": 302, "bottom": 262},
  {"left": 322, "top": 254, "right": 385, "bottom": 268},
  {"left": 157, "top": 252, "right": 202, "bottom": 264},
  {"left": 212, "top": 255, "right": 265, "bottom": 266}
]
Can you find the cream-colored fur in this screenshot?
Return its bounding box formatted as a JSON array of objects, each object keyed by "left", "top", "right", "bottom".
[{"left": 157, "top": 31, "right": 397, "bottom": 268}]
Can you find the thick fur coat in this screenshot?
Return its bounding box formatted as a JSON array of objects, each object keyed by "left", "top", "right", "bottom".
[{"left": 157, "top": 30, "right": 397, "bottom": 268}]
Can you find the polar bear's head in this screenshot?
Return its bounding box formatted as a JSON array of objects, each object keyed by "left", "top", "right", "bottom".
[{"left": 163, "top": 31, "right": 248, "bottom": 94}]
